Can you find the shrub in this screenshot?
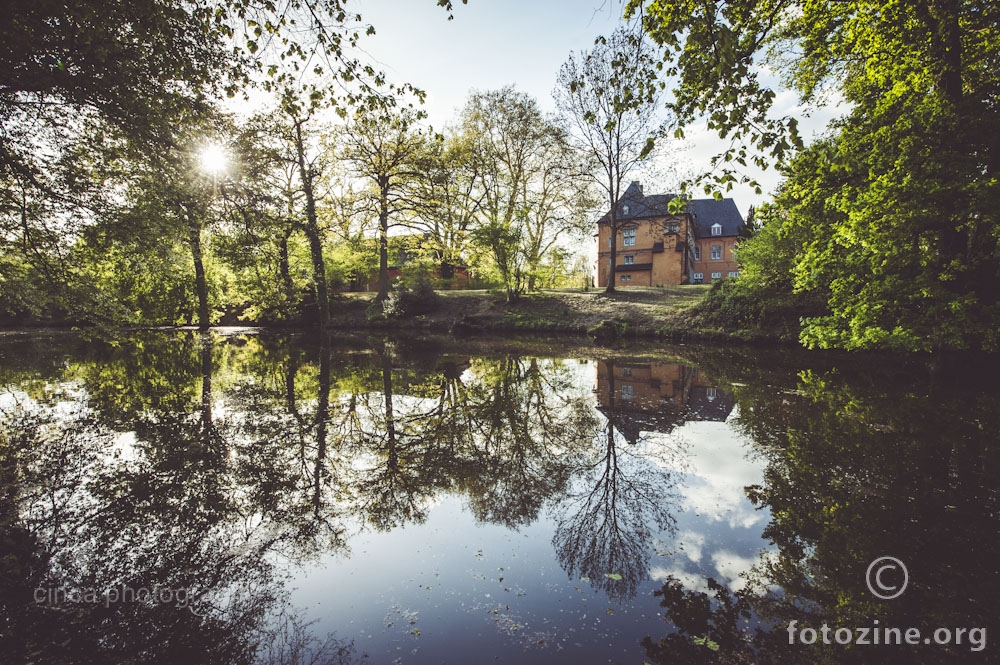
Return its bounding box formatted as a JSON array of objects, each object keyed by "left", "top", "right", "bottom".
[{"left": 382, "top": 274, "right": 441, "bottom": 319}]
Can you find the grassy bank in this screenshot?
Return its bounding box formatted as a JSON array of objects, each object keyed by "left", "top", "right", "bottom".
[{"left": 324, "top": 285, "right": 782, "bottom": 344}]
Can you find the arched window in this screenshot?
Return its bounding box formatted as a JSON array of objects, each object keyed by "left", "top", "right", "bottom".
[{"left": 711, "top": 223, "right": 722, "bottom": 236}]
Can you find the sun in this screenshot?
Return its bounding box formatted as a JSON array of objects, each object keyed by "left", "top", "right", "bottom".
[{"left": 198, "top": 143, "right": 228, "bottom": 175}]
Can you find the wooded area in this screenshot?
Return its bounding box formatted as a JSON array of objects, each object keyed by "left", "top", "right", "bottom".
[{"left": 3, "top": 0, "right": 998, "bottom": 350}]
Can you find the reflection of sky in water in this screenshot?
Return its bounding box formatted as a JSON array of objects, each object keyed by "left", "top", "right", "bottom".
[
  {"left": 286, "top": 390, "right": 771, "bottom": 664},
  {"left": 1, "top": 337, "right": 773, "bottom": 664}
]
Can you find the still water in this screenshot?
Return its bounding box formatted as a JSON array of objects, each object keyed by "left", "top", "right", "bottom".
[{"left": 1, "top": 330, "right": 996, "bottom": 664}]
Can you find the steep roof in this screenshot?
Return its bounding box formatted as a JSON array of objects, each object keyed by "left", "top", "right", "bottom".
[
  {"left": 687, "top": 198, "right": 745, "bottom": 238},
  {"left": 597, "top": 181, "right": 745, "bottom": 237}
]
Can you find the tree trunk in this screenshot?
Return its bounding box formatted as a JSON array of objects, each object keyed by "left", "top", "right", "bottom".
[
  {"left": 189, "top": 222, "right": 211, "bottom": 330},
  {"left": 279, "top": 225, "right": 294, "bottom": 302},
  {"left": 605, "top": 222, "right": 617, "bottom": 295},
  {"left": 376, "top": 180, "right": 390, "bottom": 303},
  {"left": 293, "top": 120, "right": 329, "bottom": 327}
]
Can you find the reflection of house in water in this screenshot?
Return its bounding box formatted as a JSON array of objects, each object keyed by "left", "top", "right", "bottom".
[{"left": 595, "top": 360, "right": 733, "bottom": 443}]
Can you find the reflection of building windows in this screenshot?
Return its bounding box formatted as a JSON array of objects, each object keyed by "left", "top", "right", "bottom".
[
  {"left": 711, "top": 244, "right": 722, "bottom": 260},
  {"left": 621, "top": 384, "right": 634, "bottom": 400},
  {"left": 693, "top": 245, "right": 701, "bottom": 260},
  {"left": 620, "top": 274, "right": 632, "bottom": 282},
  {"left": 711, "top": 223, "right": 722, "bottom": 236},
  {"left": 621, "top": 367, "right": 632, "bottom": 376},
  {"left": 692, "top": 272, "right": 704, "bottom": 284},
  {"left": 711, "top": 271, "right": 722, "bottom": 282},
  {"left": 623, "top": 228, "right": 637, "bottom": 246},
  {"left": 728, "top": 270, "right": 740, "bottom": 278},
  {"left": 706, "top": 386, "right": 717, "bottom": 401},
  {"left": 624, "top": 255, "right": 634, "bottom": 265}
]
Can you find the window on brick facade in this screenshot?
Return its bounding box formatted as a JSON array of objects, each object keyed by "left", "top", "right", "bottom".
[
  {"left": 694, "top": 245, "right": 701, "bottom": 260},
  {"left": 692, "top": 272, "right": 704, "bottom": 284},
  {"left": 624, "top": 255, "right": 634, "bottom": 265},
  {"left": 711, "top": 271, "right": 722, "bottom": 281},
  {"left": 623, "top": 228, "right": 636, "bottom": 246},
  {"left": 620, "top": 274, "right": 632, "bottom": 282},
  {"left": 728, "top": 270, "right": 739, "bottom": 278},
  {"left": 710, "top": 244, "right": 722, "bottom": 260}
]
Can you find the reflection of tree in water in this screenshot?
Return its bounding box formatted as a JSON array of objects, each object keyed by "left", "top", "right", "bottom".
[
  {"left": 640, "top": 354, "right": 1000, "bottom": 665},
  {"left": 459, "top": 356, "right": 598, "bottom": 528},
  {"left": 0, "top": 333, "right": 358, "bottom": 664},
  {"left": 553, "top": 360, "right": 684, "bottom": 601},
  {"left": 336, "top": 348, "right": 599, "bottom": 531}
]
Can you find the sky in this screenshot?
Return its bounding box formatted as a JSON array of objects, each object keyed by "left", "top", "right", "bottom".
[{"left": 341, "top": 0, "right": 845, "bottom": 215}]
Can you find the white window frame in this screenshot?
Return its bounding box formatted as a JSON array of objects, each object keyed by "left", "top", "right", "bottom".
[
  {"left": 623, "top": 255, "right": 634, "bottom": 265},
  {"left": 621, "top": 384, "right": 634, "bottom": 400},
  {"left": 620, "top": 274, "right": 632, "bottom": 282},
  {"left": 711, "top": 223, "right": 723, "bottom": 236},
  {"left": 711, "top": 271, "right": 723, "bottom": 281},
  {"left": 623, "top": 228, "right": 637, "bottom": 247},
  {"left": 728, "top": 270, "right": 740, "bottom": 278},
  {"left": 710, "top": 244, "right": 723, "bottom": 260},
  {"left": 693, "top": 245, "right": 701, "bottom": 261},
  {"left": 692, "top": 272, "right": 704, "bottom": 284}
]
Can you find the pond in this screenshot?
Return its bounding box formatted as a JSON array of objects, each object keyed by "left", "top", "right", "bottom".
[{"left": 1, "top": 330, "right": 996, "bottom": 664}]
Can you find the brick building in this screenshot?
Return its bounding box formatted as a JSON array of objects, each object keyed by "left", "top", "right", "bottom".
[{"left": 595, "top": 182, "right": 745, "bottom": 287}]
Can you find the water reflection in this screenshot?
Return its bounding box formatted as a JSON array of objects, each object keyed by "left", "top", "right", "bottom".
[
  {"left": 1, "top": 332, "right": 996, "bottom": 664},
  {"left": 642, "top": 355, "right": 1000, "bottom": 664}
]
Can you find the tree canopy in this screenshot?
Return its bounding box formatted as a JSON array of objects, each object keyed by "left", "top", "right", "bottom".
[{"left": 629, "top": 0, "right": 1000, "bottom": 350}]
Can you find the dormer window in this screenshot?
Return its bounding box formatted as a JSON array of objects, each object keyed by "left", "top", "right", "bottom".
[
  {"left": 711, "top": 223, "right": 723, "bottom": 236},
  {"left": 623, "top": 205, "right": 630, "bottom": 216}
]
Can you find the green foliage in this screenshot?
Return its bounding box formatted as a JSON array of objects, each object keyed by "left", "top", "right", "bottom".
[
  {"left": 632, "top": 0, "right": 1000, "bottom": 350},
  {"left": 381, "top": 273, "right": 441, "bottom": 319},
  {"left": 462, "top": 87, "right": 591, "bottom": 300}
]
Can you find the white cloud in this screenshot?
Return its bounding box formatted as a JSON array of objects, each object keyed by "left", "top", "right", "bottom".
[
  {"left": 710, "top": 550, "right": 758, "bottom": 592},
  {"left": 676, "top": 422, "right": 766, "bottom": 529}
]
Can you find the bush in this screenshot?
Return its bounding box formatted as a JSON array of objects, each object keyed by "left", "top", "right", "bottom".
[
  {"left": 694, "top": 277, "right": 826, "bottom": 341},
  {"left": 382, "top": 274, "right": 441, "bottom": 319}
]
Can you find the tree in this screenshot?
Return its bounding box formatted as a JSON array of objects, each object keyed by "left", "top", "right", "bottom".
[
  {"left": 1, "top": 0, "right": 462, "bottom": 325},
  {"left": 410, "top": 130, "right": 482, "bottom": 277},
  {"left": 85, "top": 114, "right": 235, "bottom": 330},
  {"left": 628, "top": 0, "right": 1000, "bottom": 350},
  {"left": 462, "top": 87, "right": 589, "bottom": 301},
  {"left": 555, "top": 27, "right": 666, "bottom": 295},
  {"left": 341, "top": 106, "right": 426, "bottom": 303}
]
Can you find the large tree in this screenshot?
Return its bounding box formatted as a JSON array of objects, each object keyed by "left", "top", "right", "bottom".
[
  {"left": 341, "top": 106, "right": 426, "bottom": 303},
  {"left": 555, "top": 27, "right": 666, "bottom": 295},
  {"left": 628, "top": 0, "right": 1000, "bottom": 350},
  {"left": 463, "top": 87, "right": 589, "bottom": 301}
]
